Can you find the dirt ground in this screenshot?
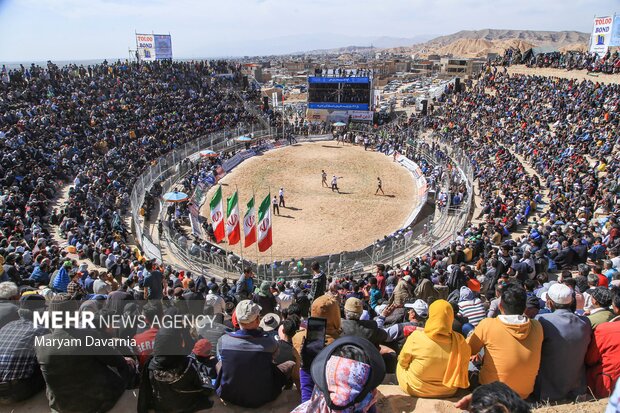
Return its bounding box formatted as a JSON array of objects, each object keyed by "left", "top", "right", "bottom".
[
  {"left": 201, "top": 141, "right": 418, "bottom": 262},
  {"left": 507, "top": 66, "right": 620, "bottom": 85}
]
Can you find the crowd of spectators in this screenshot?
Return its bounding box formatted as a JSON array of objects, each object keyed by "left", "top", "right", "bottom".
[
  {"left": 497, "top": 47, "right": 620, "bottom": 74},
  {"left": 0, "top": 57, "right": 620, "bottom": 413}
]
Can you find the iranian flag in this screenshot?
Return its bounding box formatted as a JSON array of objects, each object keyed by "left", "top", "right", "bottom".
[
  {"left": 243, "top": 196, "right": 257, "bottom": 247},
  {"left": 226, "top": 191, "right": 241, "bottom": 245},
  {"left": 209, "top": 186, "right": 225, "bottom": 242},
  {"left": 257, "top": 194, "right": 272, "bottom": 252}
]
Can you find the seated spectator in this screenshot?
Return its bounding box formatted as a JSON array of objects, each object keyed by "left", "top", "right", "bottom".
[
  {"left": 275, "top": 316, "right": 301, "bottom": 390},
  {"left": 397, "top": 299, "right": 471, "bottom": 397},
  {"left": 36, "top": 294, "right": 137, "bottom": 413},
  {"left": 458, "top": 286, "right": 486, "bottom": 327},
  {"left": 388, "top": 275, "right": 414, "bottom": 306},
  {"left": 204, "top": 284, "right": 226, "bottom": 316},
  {"left": 275, "top": 282, "right": 294, "bottom": 312},
  {"left": 253, "top": 281, "right": 277, "bottom": 316},
  {"left": 0, "top": 282, "right": 19, "bottom": 329},
  {"left": 585, "top": 290, "right": 620, "bottom": 398},
  {"left": 293, "top": 295, "right": 342, "bottom": 402},
  {"left": 534, "top": 283, "right": 592, "bottom": 402},
  {"left": 133, "top": 302, "right": 163, "bottom": 369},
  {"left": 0, "top": 295, "right": 49, "bottom": 404},
  {"left": 291, "top": 336, "right": 385, "bottom": 413},
  {"left": 341, "top": 297, "right": 387, "bottom": 347},
  {"left": 138, "top": 326, "right": 213, "bottom": 413},
  {"left": 467, "top": 284, "right": 543, "bottom": 398},
  {"left": 403, "top": 299, "right": 429, "bottom": 328},
  {"left": 587, "top": 287, "right": 614, "bottom": 329},
  {"left": 216, "top": 300, "right": 293, "bottom": 408}
]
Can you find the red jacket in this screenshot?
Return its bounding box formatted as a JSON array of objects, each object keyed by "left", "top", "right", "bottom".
[{"left": 585, "top": 316, "right": 620, "bottom": 398}]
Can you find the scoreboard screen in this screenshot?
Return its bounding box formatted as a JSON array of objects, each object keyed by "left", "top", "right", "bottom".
[{"left": 307, "top": 77, "right": 371, "bottom": 110}]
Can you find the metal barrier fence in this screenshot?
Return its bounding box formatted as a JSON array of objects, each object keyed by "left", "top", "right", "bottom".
[
  {"left": 129, "top": 124, "right": 271, "bottom": 265},
  {"left": 130, "top": 123, "right": 475, "bottom": 282}
]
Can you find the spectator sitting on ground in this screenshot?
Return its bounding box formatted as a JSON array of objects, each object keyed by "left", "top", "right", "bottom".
[
  {"left": 467, "top": 284, "right": 544, "bottom": 399},
  {"left": 397, "top": 299, "right": 471, "bottom": 398},
  {"left": 216, "top": 300, "right": 294, "bottom": 408}
]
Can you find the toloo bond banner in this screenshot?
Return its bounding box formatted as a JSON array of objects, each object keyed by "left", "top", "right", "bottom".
[{"left": 590, "top": 16, "right": 614, "bottom": 57}]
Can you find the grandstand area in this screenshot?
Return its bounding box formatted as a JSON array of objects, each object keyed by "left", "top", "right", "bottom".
[{"left": 1, "top": 30, "right": 620, "bottom": 413}]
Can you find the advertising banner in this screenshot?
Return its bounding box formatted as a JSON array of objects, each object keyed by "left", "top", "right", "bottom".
[
  {"left": 308, "top": 77, "right": 370, "bottom": 84},
  {"left": 590, "top": 16, "right": 614, "bottom": 57},
  {"left": 611, "top": 14, "right": 620, "bottom": 46},
  {"left": 136, "top": 34, "right": 156, "bottom": 61},
  {"left": 308, "top": 102, "right": 369, "bottom": 110},
  {"left": 154, "top": 34, "right": 173, "bottom": 60}
]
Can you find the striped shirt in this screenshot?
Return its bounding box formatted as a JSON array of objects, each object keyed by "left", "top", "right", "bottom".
[{"left": 458, "top": 299, "right": 486, "bottom": 327}]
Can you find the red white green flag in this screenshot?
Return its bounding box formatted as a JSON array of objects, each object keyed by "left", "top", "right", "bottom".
[
  {"left": 243, "top": 196, "right": 257, "bottom": 247},
  {"left": 257, "top": 194, "right": 272, "bottom": 252},
  {"left": 209, "top": 186, "right": 225, "bottom": 242},
  {"left": 226, "top": 191, "right": 241, "bottom": 245}
]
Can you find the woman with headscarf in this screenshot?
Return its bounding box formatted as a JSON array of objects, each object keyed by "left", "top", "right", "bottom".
[
  {"left": 291, "top": 336, "right": 385, "bottom": 413},
  {"left": 252, "top": 280, "right": 277, "bottom": 315},
  {"left": 397, "top": 299, "right": 471, "bottom": 398}
]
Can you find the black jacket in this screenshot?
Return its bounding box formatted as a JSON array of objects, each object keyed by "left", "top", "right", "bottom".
[
  {"left": 35, "top": 328, "right": 134, "bottom": 413},
  {"left": 341, "top": 319, "right": 387, "bottom": 347},
  {"left": 309, "top": 272, "right": 327, "bottom": 300}
]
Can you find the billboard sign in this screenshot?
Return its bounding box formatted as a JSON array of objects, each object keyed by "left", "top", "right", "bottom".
[
  {"left": 136, "top": 34, "right": 156, "bottom": 61},
  {"left": 308, "top": 102, "right": 369, "bottom": 110},
  {"left": 308, "top": 77, "right": 370, "bottom": 84},
  {"left": 611, "top": 14, "right": 620, "bottom": 46},
  {"left": 590, "top": 16, "right": 614, "bottom": 57},
  {"left": 154, "top": 34, "right": 173, "bottom": 60}
]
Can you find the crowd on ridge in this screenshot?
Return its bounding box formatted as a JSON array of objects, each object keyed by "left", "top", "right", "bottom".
[
  {"left": 498, "top": 48, "right": 620, "bottom": 74},
  {"left": 0, "top": 58, "right": 618, "bottom": 413}
]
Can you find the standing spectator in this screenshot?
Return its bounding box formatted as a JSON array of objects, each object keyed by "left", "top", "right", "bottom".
[
  {"left": 143, "top": 261, "right": 163, "bottom": 300},
  {"left": 309, "top": 261, "right": 326, "bottom": 301},
  {"left": 253, "top": 281, "right": 277, "bottom": 315},
  {"left": 204, "top": 284, "right": 226, "bottom": 315}
]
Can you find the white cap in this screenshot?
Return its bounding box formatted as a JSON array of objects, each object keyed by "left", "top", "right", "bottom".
[
  {"left": 546, "top": 283, "right": 573, "bottom": 305},
  {"left": 405, "top": 299, "right": 429, "bottom": 318}
]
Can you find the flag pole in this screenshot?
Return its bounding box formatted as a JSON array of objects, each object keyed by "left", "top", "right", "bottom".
[
  {"left": 236, "top": 185, "right": 244, "bottom": 272},
  {"left": 268, "top": 186, "right": 275, "bottom": 282}
]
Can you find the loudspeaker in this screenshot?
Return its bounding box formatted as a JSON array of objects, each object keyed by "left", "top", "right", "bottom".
[
  {"left": 420, "top": 99, "right": 428, "bottom": 116},
  {"left": 455, "top": 77, "right": 461, "bottom": 92}
]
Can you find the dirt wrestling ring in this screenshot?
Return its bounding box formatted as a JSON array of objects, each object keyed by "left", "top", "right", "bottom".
[{"left": 150, "top": 132, "right": 472, "bottom": 280}]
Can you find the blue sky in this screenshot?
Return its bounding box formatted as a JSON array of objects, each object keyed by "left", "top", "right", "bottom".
[{"left": 0, "top": 0, "right": 617, "bottom": 61}]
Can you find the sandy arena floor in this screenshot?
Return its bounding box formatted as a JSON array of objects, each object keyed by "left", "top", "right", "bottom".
[{"left": 202, "top": 141, "right": 419, "bottom": 262}]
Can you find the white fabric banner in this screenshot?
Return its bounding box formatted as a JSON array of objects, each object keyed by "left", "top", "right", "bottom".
[
  {"left": 590, "top": 16, "right": 614, "bottom": 57},
  {"left": 136, "top": 34, "right": 156, "bottom": 61}
]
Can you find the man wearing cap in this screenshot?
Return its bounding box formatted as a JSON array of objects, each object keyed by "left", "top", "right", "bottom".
[
  {"left": 404, "top": 299, "right": 429, "bottom": 327},
  {"left": 0, "top": 294, "right": 49, "bottom": 403},
  {"left": 216, "top": 300, "right": 291, "bottom": 408},
  {"left": 587, "top": 287, "right": 614, "bottom": 329},
  {"left": 308, "top": 261, "right": 326, "bottom": 302},
  {"left": 534, "top": 283, "right": 592, "bottom": 402},
  {"left": 388, "top": 275, "right": 414, "bottom": 306},
  {"left": 341, "top": 297, "right": 387, "bottom": 347}
]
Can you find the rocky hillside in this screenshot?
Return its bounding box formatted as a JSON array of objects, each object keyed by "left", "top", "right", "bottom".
[{"left": 393, "top": 29, "right": 590, "bottom": 58}]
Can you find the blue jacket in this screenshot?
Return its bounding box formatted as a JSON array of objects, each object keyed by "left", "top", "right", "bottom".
[
  {"left": 29, "top": 265, "right": 50, "bottom": 285},
  {"left": 216, "top": 329, "right": 285, "bottom": 408},
  {"left": 534, "top": 309, "right": 592, "bottom": 401},
  {"left": 52, "top": 267, "right": 70, "bottom": 292}
]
